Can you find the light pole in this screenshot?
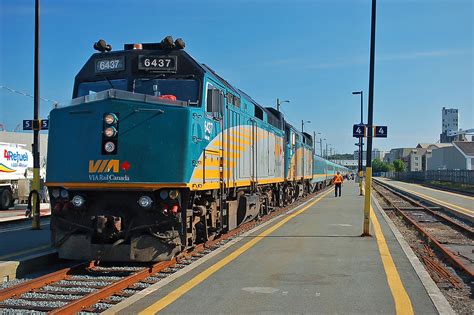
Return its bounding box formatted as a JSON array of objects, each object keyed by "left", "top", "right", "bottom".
[
  {"left": 362, "top": 0, "right": 378, "bottom": 237},
  {"left": 301, "top": 120, "right": 311, "bottom": 133},
  {"left": 352, "top": 90, "right": 364, "bottom": 196},
  {"left": 276, "top": 98, "right": 290, "bottom": 112}
]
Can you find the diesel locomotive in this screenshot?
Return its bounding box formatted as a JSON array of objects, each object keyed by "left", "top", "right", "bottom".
[{"left": 46, "top": 37, "right": 349, "bottom": 262}]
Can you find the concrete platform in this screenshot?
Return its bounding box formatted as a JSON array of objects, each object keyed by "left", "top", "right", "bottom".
[
  {"left": 376, "top": 177, "right": 473, "bottom": 220},
  {"left": 0, "top": 216, "right": 53, "bottom": 280},
  {"left": 0, "top": 203, "right": 50, "bottom": 224},
  {"left": 107, "top": 182, "right": 450, "bottom": 315}
]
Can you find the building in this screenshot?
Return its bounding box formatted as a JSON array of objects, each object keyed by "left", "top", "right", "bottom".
[
  {"left": 384, "top": 148, "right": 414, "bottom": 165},
  {"left": 427, "top": 141, "right": 474, "bottom": 170},
  {"left": 409, "top": 148, "right": 425, "bottom": 171},
  {"left": 407, "top": 143, "right": 453, "bottom": 171},
  {"left": 440, "top": 107, "right": 459, "bottom": 143},
  {"left": 353, "top": 148, "right": 388, "bottom": 161}
]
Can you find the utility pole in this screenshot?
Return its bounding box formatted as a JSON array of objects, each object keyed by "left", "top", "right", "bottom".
[
  {"left": 32, "top": 0, "right": 41, "bottom": 230},
  {"left": 362, "top": 0, "right": 377, "bottom": 237}
]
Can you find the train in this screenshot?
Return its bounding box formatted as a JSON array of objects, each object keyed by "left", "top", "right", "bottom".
[{"left": 46, "top": 37, "right": 350, "bottom": 262}]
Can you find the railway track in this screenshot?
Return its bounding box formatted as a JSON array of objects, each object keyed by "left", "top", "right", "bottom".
[
  {"left": 373, "top": 179, "right": 473, "bottom": 285},
  {"left": 0, "top": 187, "right": 329, "bottom": 314}
]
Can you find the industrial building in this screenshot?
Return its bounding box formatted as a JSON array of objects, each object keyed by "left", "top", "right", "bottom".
[{"left": 427, "top": 141, "right": 474, "bottom": 170}]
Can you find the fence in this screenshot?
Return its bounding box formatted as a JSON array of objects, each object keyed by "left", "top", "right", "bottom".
[{"left": 385, "top": 170, "right": 474, "bottom": 185}]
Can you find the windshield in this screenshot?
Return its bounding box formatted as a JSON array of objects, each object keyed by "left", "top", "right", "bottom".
[
  {"left": 77, "top": 79, "right": 128, "bottom": 97},
  {"left": 133, "top": 79, "right": 199, "bottom": 103}
]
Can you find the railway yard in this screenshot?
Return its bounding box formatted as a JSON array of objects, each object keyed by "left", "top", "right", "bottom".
[{"left": 0, "top": 179, "right": 472, "bottom": 314}]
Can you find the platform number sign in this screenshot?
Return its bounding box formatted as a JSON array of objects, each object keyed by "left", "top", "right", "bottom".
[
  {"left": 23, "top": 119, "right": 49, "bottom": 131},
  {"left": 41, "top": 120, "right": 49, "bottom": 130},
  {"left": 374, "top": 126, "right": 387, "bottom": 138},
  {"left": 353, "top": 124, "right": 366, "bottom": 138},
  {"left": 23, "top": 120, "right": 33, "bottom": 130}
]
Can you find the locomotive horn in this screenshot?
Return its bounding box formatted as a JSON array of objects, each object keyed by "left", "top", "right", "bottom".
[
  {"left": 175, "top": 38, "right": 185, "bottom": 50},
  {"left": 94, "top": 39, "right": 112, "bottom": 52},
  {"left": 161, "top": 36, "right": 175, "bottom": 49}
]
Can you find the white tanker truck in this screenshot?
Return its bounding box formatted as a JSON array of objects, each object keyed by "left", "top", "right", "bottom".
[{"left": 0, "top": 143, "right": 34, "bottom": 209}]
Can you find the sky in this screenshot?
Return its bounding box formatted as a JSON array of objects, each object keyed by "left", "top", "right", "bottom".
[{"left": 0, "top": 0, "right": 472, "bottom": 155}]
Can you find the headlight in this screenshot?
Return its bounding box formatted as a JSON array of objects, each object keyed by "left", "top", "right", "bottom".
[
  {"left": 104, "top": 141, "right": 116, "bottom": 153},
  {"left": 159, "top": 190, "right": 168, "bottom": 200},
  {"left": 51, "top": 188, "right": 60, "bottom": 198},
  {"left": 104, "top": 126, "right": 117, "bottom": 137},
  {"left": 71, "top": 195, "right": 85, "bottom": 208},
  {"left": 169, "top": 190, "right": 179, "bottom": 200},
  {"left": 104, "top": 113, "right": 118, "bottom": 125},
  {"left": 138, "top": 196, "right": 153, "bottom": 208},
  {"left": 60, "top": 189, "right": 69, "bottom": 199}
]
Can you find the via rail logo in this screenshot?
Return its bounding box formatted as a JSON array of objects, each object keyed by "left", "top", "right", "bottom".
[
  {"left": 88, "top": 159, "right": 131, "bottom": 181},
  {"left": 1, "top": 149, "right": 29, "bottom": 173}
]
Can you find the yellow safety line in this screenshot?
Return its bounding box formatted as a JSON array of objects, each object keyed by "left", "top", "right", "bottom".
[
  {"left": 386, "top": 182, "right": 473, "bottom": 215},
  {"left": 403, "top": 181, "right": 474, "bottom": 201},
  {"left": 370, "top": 205, "right": 414, "bottom": 315},
  {"left": 139, "top": 189, "right": 333, "bottom": 314},
  {"left": 0, "top": 244, "right": 51, "bottom": 261}
]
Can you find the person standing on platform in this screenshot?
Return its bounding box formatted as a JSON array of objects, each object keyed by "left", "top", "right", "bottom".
[{"left": 333, "top": 171, "right": 344, "bottom": 197}]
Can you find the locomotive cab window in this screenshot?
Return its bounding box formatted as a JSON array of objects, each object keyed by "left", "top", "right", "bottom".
[
  {"left": 77, "top": 79, "right": 128, "bottom": 97},
  {"left": 206, "top": 83, "right": 224, "bottom": 116},
  {"left": 133, "top": 78, "right": 199, "bottom": 103},
  {"left": 255, "top": 106, "right": 264, "bottom": 120}
]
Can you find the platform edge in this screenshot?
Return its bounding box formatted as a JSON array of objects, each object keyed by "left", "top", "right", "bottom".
[{"left": 371, "top": 196, "right": 455, "bottom": 315}]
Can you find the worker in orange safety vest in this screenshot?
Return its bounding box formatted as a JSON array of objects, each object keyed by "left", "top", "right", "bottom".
[{"left": 332, "top": 171, "right": 344, "bottom": 197}]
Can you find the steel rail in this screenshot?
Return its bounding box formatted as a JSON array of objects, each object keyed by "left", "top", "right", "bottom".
[
  {"left": 374, "top": 179, "right": 473, "bottom": 237},
  {"left": 373, "top": 183, "right": 473, "bottom": 280},
  {"left": 0, "top": 262, "right": 91, "bottom": 301}
]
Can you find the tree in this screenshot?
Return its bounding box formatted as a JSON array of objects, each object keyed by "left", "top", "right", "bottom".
[
  {"left": 393, "top": 159, "right": 406, "bottom": 172},
  {"left": 372, "top": 158, "right": 391, "bottom": 172}
]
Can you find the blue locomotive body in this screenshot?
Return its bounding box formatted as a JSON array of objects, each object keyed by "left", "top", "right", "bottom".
[{"left": 46, "top": 39, "right": 348, "bottom": 261}]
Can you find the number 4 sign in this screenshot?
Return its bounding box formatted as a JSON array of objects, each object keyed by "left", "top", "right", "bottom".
[
  {"left": 353, "top": 124, "right": 366, "bottom": 138},
  {"left": 374, "top": 126, "right": 387, "bottom": 138}
]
